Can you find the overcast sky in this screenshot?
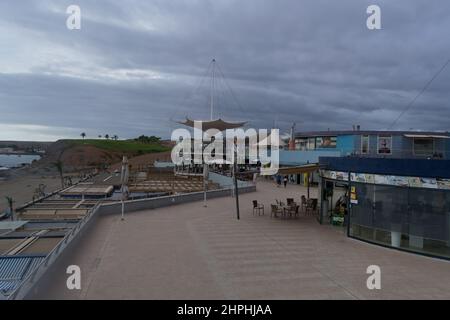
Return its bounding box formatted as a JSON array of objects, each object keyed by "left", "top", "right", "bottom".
[{"left": 1, "top": 0, "right": 449, "bottom": 141}]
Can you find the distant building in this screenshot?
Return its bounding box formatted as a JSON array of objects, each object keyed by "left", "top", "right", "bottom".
[
  {"left": 0, "top": 147, "right": 14, "bottom": 153},
  {"left": 280, "top": 130, "right": 450, "bottom": 166}
]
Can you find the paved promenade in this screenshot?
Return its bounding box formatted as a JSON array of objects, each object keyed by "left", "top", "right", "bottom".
[{"left": 39, "top": 181, "right": 450, "bottom": 299}]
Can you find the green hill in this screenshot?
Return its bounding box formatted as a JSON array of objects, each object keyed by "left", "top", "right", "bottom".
[{"left": 68, "top": 139, "right": 171, "bottom": 155}]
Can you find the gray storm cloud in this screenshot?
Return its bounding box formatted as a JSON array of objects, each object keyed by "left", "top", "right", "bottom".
[{"left": 0, "top": 0, "right": 449, "bottom": 140}]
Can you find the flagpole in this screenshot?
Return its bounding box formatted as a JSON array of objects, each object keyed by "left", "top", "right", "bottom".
[{"left": 210, "top": 58, "right": 215, "bottom": 121}]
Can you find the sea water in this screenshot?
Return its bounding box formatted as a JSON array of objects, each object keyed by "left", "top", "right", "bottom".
[{"left": 0, "top": 154, "right": 40, "bottom": 168}]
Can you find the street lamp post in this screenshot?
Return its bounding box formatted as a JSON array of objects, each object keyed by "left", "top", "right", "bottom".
[
  {"left": 203, "top": 163, "right": 208, "bottom": 207},
  {"left": 233, "top": 138, "right": 240, "bottom": 220}
]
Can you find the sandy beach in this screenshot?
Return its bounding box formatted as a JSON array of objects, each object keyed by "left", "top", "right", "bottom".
[{"left": 0, "top": 174, "right": 62, "bottom": 212}]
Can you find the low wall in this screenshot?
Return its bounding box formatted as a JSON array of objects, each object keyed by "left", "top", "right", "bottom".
[
  {"left": 99, "top": 185, "right": 256, "bottom": 215},
  {"left": 209, "top": 172, "right": 253, "bottom": 188}
]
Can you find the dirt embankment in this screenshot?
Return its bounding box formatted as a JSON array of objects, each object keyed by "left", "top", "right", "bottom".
[
  {"left": 30, "top": 140, "right": 173, "bottom": 173},
  {"left": 32, "top": 140, "right": 124, "bottom": 172},
  {"left": 109, "top": 151, "right": 172, "bottom": 171},
  {"left": 59, "top": 145, "right": 123, "bottom": 169}
]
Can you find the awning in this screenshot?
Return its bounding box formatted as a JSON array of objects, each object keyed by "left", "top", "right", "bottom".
[
  {"left": 277, "top": 163, "right": 321, "bottom": 175},
  {"left": 404, "top": 134, "right": 450, "bottom": 139},
  {"left": 178, "top": 118, "right": 246, "bottom": 131}
]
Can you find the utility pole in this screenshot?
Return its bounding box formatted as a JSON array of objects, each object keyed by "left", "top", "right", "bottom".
[{"left": 307, "top": 172, "right": 310, "bottom": 199}]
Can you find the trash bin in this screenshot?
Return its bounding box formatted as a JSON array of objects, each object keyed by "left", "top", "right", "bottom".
[{"left": 391, "top": 231, "right": 401, "bottom": 248}]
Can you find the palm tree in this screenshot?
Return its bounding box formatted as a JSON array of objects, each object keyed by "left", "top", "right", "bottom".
[
  {"left": 105, "top": 134, "right": 110, "bottom": 140},
  {"left": 113, "top": 135, "right": 118, "bottom": 141},
  {"left": 80, "top": 132, "right": 86, "bottom": 139},
  {"left": 53, "top": 160, "right": 64, "bottom": 189},
  {"left": 5, "top": 196, "right": 14, "bottom": 221}
]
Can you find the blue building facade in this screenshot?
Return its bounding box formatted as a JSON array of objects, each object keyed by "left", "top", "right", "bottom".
[{"left": 280, "top": 130, "right": 450, "bottom": 166}]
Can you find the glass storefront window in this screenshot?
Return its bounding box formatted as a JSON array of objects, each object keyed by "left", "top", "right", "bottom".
[{"left": 349, "top": 182, "right": 450, "bottom": 259}]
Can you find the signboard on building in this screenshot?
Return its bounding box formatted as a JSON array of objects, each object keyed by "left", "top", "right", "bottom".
[
  {"left": 322, "top": 170, "right": 348, "bottom": 181},
  {"left": 350, "top": 186, "right": 358, "bottom": 204},
  {"left": 437, "top": 178, "right": 450, "bottom": 190},
  {"left": 322, "top": 170, "right": 449, "bottom": 191},
  {"left": 378, "top": 135, "right": 392, "bottom": 154}
]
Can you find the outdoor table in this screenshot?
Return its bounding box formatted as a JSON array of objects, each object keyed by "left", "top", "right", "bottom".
[{"left": 281, "top": 205, "right": 296, "bottom": 218}]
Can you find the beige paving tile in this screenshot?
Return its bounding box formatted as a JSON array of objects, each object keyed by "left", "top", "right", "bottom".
[{"left": 38, "top": 180, "right": 450, "bottom": 300}]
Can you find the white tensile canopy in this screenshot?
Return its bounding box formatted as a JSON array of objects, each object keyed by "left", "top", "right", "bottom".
[{"left": 178, "top": 118, "right": 246, "bottom": 132}]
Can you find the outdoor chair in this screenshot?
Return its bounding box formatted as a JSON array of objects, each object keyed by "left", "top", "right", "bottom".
[
  {"left": 300, "top": 195, "right": 307, "bottom": 212},
  {"left": 291, "top": 205, "right": 300, "bottom": 218},
  {"left": 252, "top": 200, "right": 264, "bottom": 216},
  {"left": 270, "top": 204, "right": 283, "bottom": 218},
  {"left": 287, "top": 198, "right": 294, "bottom": 206},
  {"left": 285, "top": 204, "right": 299, "bottom": 218},
  {"left": 305, "top": 198, "right": 318, "bottom": 216}
]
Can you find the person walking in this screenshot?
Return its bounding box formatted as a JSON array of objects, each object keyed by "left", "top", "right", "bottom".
[
  {"left": 283, "top": 176, "right": 288, "bottom": 188},
  {"left": 276, "top": 175, "right": 282, "bottom": 187}
]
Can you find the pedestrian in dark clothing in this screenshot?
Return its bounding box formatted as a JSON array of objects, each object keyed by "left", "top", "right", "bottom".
[
  {"left": 276, "top": 175, "right": 282, "bottom": 187},
  {"left": 283, "top": 176, "right": 288, "bottom": 188}
]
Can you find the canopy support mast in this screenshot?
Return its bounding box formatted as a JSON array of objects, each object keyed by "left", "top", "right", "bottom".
[{"left": 210, "top": 59, "right": 216, "bottom": 121}]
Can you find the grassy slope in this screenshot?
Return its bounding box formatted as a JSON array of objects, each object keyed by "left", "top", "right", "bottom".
[{"left": 67, "top": 139, "right": 171, "bottom": 155}]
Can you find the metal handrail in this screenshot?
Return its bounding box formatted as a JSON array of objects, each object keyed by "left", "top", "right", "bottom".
[{"left": 7, "top": 203, "right": 101, "bottom": 300}]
